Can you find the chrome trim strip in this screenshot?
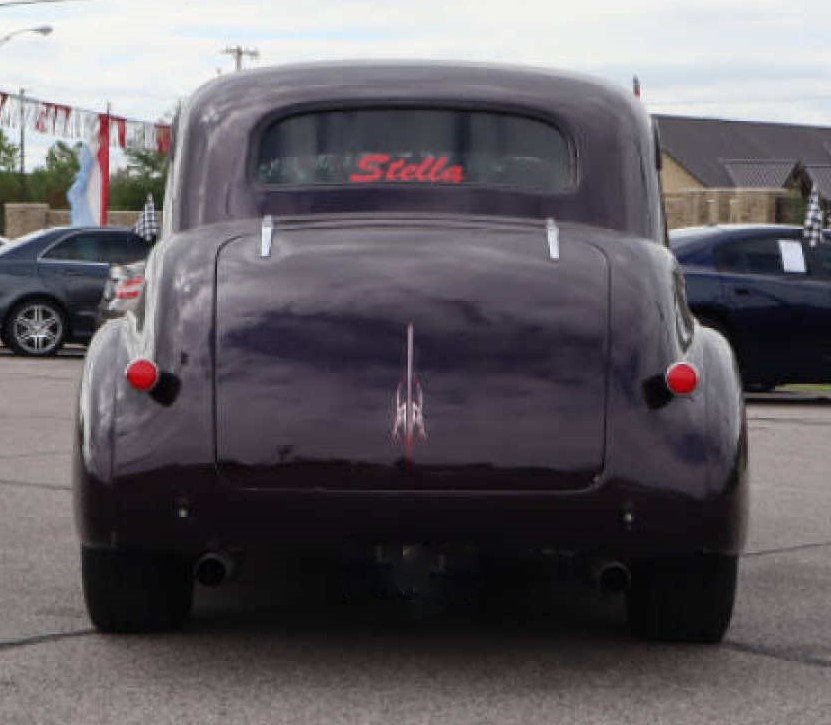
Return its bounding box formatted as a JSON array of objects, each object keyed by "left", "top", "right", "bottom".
[
  {"left": 261, "top": 215, "right": 274, "bottom": 258},
  {"left": 406, "top": 322, "right": 414, "bottom": 446},
  {"left": 546, "top": 218, "right": 560, "bottom": 261},
  {"left": 37, "top": 258, "right": 109, "bottom": 268}
]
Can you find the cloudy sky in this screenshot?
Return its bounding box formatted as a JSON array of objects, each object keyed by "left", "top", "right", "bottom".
[{"left": 1, "top": 0, "right": 830, "bottom": 168}]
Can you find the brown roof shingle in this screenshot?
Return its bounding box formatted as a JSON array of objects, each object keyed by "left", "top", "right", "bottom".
[{"left": 655, "top": 115, "right": 831, "bottom": 196}]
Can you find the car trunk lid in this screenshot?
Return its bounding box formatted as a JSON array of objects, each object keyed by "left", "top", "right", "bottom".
[{"left": 214, "top": 216, "right": 609, "bottom": 491}]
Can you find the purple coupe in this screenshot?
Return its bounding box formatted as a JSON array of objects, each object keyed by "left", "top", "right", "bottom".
[{"left": 75, "top": 62, "right": 748, "bottom": 641}]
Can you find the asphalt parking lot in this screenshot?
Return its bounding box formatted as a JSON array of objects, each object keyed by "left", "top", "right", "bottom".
[{"left": 1, "top": 348, "right": 829, "bottom": 724}]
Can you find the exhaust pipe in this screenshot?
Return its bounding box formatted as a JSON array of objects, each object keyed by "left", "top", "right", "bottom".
[
  {"left": 194, "top": 552, "right": 235, "bottom": 587},
  {"left": 589, "top": 560, "right": 631, "bottom": 593}
]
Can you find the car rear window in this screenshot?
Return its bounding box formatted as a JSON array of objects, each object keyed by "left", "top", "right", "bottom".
[{"left": 256, "top": 108, "right": 574, "bottom": 193}]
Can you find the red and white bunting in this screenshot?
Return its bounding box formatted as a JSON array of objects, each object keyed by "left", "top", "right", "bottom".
[{"left": 0, "top": 90, "right": 171, "bottom": 154}]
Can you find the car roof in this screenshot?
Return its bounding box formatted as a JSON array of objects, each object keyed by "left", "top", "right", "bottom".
[
  {"left": 671, "top": 224, "right": 801, "bottom": 237},
  {"left": 670, "top": 224, "right": 831, "bottom": 266},
  {"left": 38, "top": 226, "right": 134, "bottom": 233},
  {"left": 172, "top": 61, "right": 662, "bottom": 240},
  {"left": 0, "top": 226, "right": 137, "bottom": 258},
  {"left": 670, "top": 224, "right": 803, "bottom": 248}
]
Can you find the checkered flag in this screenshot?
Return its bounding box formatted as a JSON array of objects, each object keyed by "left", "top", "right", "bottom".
[
  {"left": 134, "top": 193, "right": 159, "bottom": 242},
  {"left": 803, "top": 184, "right": 823, "bottom": 248}
]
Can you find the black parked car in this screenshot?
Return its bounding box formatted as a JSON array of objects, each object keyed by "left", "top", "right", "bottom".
[
  {"left": 0, "top": 227, "right": 151, "bottom": 356},
  {"left": 671, "top": 225, "right": 831, "bottom": 389}
]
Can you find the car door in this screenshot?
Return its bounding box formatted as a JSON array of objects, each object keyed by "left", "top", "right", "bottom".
[
  {"left": 38, "top": 232, "right": 111, "bottom": 339},
  {"left": 715, "top": 232, "right": 830, "bottom": 384},
  {"left": 38, "top": 231, "right": 148, "bottom": 340}
]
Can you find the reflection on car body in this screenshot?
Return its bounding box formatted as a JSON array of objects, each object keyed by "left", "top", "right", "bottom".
[
  {"left": 75, "top": 62, "right": 747, "bottom": 641},
  {"left": 97, "top": 260, "right": 146, "bottom": 326},
  {"left": 671, "top": 224, "right": 831, "bottom": 390}
]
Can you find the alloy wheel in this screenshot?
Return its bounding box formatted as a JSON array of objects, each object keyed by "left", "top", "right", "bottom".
[{"left": 12, "top": 302, "right": 64, "bottom": 355}]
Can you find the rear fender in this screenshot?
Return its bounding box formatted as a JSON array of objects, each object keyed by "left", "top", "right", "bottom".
[
  {"left": 602, "top": 238, "right": 747, "bottom": 554},
  {"left": 73, "top": 319, "right": 129, "bottom": 546},
  {"left": 701, "top": 322, "right": 748, "bottom": 552}
]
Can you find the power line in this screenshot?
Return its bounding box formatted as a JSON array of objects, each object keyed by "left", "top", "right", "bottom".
[
  {"left": 0, "top": 87, "right": 166, "bottom": 127},
  {"left": 651, "top": 96, "right": 831, "bottom": 107},
  {"left": 0, "top": 0, "right": 90, "bottom": 7}
]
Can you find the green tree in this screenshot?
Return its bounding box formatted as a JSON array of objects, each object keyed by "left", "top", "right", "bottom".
[
  {"left": 109, "top": 146, "right": 168, "bottom": 211},
  {"left": 0, "top": 129, "right": 20, "bottom": 172},
  {"left": 28, "top": 140, "right": 82, "bottom": 209},
  {"left": 0, "top": 131, "right": 23, "bottom": 232}
]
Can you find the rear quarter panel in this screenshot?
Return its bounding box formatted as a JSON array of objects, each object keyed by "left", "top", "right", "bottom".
[{"left": 602, "top": 237, "right": 747, "bottom": 552}]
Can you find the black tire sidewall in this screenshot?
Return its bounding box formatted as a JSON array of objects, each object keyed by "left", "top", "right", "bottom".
[
  {"left": 81, "top": 546, "right": 194, "bottom": 633},
  {"left": 627, "top": 554, "right": 738, "bottom": 643}
]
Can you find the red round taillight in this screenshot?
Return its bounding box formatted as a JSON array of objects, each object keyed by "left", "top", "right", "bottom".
[
  {"left": 126, "top": 359, "right": 159, "bottom": 391},
  {"left": 665, "top": 362, "right": 699, "bottom": 396}
]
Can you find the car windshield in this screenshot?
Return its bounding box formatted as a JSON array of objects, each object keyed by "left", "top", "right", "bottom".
[{"left": 256, "top": 108, "right": 574, "bottom": 194}]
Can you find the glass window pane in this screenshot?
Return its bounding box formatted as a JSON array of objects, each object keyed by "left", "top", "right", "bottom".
[
  {"left": 103, "top": 234, "right": 150, "bottom": 264},
  {"left": 715, "top": 238, "right": 784, "bottom": 275},
  {"left": 257, "top": 108, "right": 573, "bottom": 193},
  {"left": 44, "top": 235, "right": 106, "bottom": 262},
  {"left": 810, "top": 244, "right": 831, "bottom": 277}
]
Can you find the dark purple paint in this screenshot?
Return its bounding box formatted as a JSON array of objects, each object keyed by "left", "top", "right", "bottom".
[{"left": 75, "top": 63, "right": 747, "bottom": 563}]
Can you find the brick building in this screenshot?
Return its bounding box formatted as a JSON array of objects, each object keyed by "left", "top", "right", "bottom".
[{"left": 655, "top": 115, "right": 831, "bottom": 228}]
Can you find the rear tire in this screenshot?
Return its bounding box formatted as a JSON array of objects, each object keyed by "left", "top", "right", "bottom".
[
  {"left": 81, "top": 547, "right": 194, "bottom": 633},
  {"left": 627, "top": 554, "right": 738, "bottom": 643}
]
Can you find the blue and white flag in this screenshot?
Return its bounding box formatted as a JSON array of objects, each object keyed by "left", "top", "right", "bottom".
[
  {"left": 803, "top": 183, "right": 823, "bottom": 248},
  {"left": 67, "top": 136, "right": 102, "bottom": 227}
]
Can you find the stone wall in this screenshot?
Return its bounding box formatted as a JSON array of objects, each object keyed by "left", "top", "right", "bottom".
[
  {"left": 4, "top": 192, "right": 790, "bottom": 238},
  {"left": 661, "top": 154, "right": 704, "bottom": 193},
  {"left": 3, "top": 203, "right": 155, "bottom": 238},
  {"left": 664, "top": 188, "right": 790, "bottom": 229}
]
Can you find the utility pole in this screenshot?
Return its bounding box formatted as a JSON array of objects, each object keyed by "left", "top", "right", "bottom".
[{"left": 221, "top": 45, "right": 259, "bottom": 72}]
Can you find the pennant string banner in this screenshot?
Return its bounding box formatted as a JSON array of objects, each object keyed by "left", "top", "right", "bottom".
[{"left": 0, "top": 89, "right": 171, "bottom": 154}]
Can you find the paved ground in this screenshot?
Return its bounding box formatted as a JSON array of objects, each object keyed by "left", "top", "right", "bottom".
[{"left": 1, "top": 349, "right": 829, "bottom": 724}]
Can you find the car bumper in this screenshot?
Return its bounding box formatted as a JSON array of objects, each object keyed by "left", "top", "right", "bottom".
[{"left": 77, "top": 472, "right": 747, "bottom": 561}]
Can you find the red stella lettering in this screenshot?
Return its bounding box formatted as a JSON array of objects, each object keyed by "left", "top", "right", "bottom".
[{"left": 350, "top": 155, "right": 466, "bottom": 184}]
